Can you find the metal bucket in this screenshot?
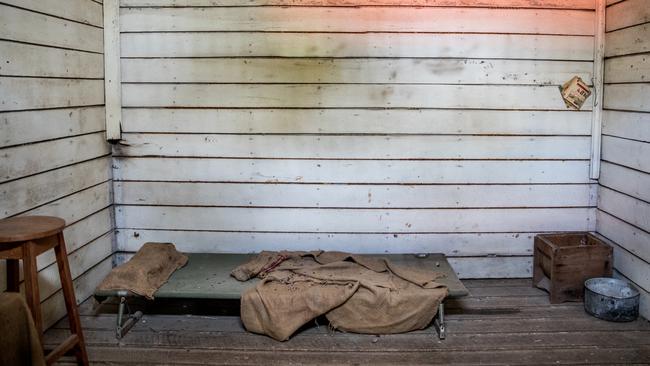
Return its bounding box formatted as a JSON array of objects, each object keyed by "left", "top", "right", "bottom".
[{"left": 584, "top": 277, "right": 640, "bottom": 322}]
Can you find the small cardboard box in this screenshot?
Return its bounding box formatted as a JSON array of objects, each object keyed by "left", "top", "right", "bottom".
[
  {"left": 533, "top": 233, "right": 612, "bottom": 304},
  {"left": 560, "top": 76, "right": 591, "bottom": 110}
]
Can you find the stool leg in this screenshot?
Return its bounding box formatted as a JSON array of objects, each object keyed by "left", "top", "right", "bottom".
[
  {"left": 6, "top": 259, "right": 20, "bottom": 292},
  {"left": 23, "top": 242, "right": 43, "bottom": 345},
  {"left": 54, "top": 233, "right": 89, "bottom": 366}
]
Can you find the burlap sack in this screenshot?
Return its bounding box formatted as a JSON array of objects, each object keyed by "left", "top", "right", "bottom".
[{"left": 234, "top": 251, "right": 447, "bottom": 341}]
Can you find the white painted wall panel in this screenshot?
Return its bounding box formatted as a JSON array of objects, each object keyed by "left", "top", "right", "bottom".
[
  {"left": 122, "top": 33, "right": 594, "bottom": 59},
  {"left": 120, "top": 7, "right": 594, "bottom": 35},
  {"left": 0, "top": 78, "right": 104, "bottom": 112},
  {"left": 604, "top": 84, "right": 650, "bottom": 112},
  {"left": 598, "top": 0, "right": 650, "bottom": 319},
  {"left": 116, "top": 206, "right": 595, "bottom": 233},
  {"left": 116, "top": 2, "right": 597, "bottom": 279},
  {"left": 605, "top": 0, "right": 650, "bottom": 32},
  {"left": 115, "top": 134, "right": 590, "bottom": 159},
  {"left": 1, "top": 0, "right": 103, "bottom": 26},
  {"left": 115, "top": 182, "right": 596, "bottom": 208},
  {"left": 121, "top": 0, "right": 596, "bottom": 9},
  {"left": 122, "top": 84, "right": 587, "bottom": 109},
  {"left": 602, "top": 110, "right": 650, "bottom": 143},
  {"left": 0, "top": 107, "right": 105, "bottom": 148},
  {"left": 114, "top": 158, "right": 593, "bottom": 184},
  {"left": 602, "top": 135, "right": 650, "bottom": 173},
  {"left": 122, "top": 58, "right": 593, "bottom": 85},
  {"left": 2, "top": 158, "right": 111, "bottom": 217},
  {"left": 598, "top": 211, "right": 650, "bottom": 264},
  {"left": 598, "top": 187, "right": 650, "bottom": 233},
  {"left": 600, "top": 162, "right": 650, "bottom": 203},
  {"left": 0, "top": 5, "right": 103, "bottom": 53},
  {"left": 121, "top": 109, "right": 592, "bottom": 135},
  {"left": 1, "top": 133, "right": 110, "bottom": 182},
  {"left": 0, "top": 41, "right": 104, "bottom": 79},
  {"left": 605, "top": 23, "right": 650, "bottom": 57},
  {"left": 116, "top": 229, "right": 536, "bottom": 256},
  {"left": 604, "top": 54, "right": 650, "bottom": 84},
  {"left": 0, "top": 2, "right": 112, "bottom": 330}
]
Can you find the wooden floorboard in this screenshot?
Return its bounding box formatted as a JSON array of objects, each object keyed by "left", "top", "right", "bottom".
[{"left": 46, "top": 279, "right": 650, "bottom": 365}]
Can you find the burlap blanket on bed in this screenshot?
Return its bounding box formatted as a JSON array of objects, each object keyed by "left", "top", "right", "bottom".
[
  {"left": 96, "top": 242, "right": 188, "bottom": 299},
  {"left": 232, "top": 251, "right": 448, "bottom": 341}
]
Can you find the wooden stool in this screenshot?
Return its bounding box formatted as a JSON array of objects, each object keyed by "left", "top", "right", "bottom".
[{"left": 0, "top": 216, "right": 89, "bottom": 365}]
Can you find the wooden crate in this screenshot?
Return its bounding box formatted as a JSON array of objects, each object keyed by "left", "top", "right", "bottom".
[{"left": 533, "top": 233, "right": 613, "bottom": 304}]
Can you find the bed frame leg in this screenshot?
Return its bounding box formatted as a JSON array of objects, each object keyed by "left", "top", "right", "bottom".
[
  {"left": 433, "top": 303, "right": 446, "bottom": 340},
  {"left": 116, "top": 295, "right": 143, "bottom": 339}
]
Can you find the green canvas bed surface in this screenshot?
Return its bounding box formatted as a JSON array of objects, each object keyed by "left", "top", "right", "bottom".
[
  {"left": 94, "top": 253, "right": 468, "bottom": 340},
  {"left": 94, "top": 253, "right": 468, "bottom": 299}
]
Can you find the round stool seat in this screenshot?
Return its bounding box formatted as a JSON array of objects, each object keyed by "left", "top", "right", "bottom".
[{"left": 0, "top": 216, "right": 66, "bottom": 243}]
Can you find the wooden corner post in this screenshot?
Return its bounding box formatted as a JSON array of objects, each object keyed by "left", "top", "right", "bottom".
[
  {"left": 104, "top": 0, "right": 122, "bottom": 142},
  {"left": 590, "top": 0, "right": 606, "bottom": 179}
]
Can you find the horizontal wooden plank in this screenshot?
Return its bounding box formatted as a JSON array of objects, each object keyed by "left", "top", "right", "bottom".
[
  {"left": 598, "top": 186, "right": 650, "bottom": 232},
  {"left": 1, "top": 0, "right": 103, "bottom": 27},
  {"left": 604, "top": 53, "right": 650, "bottom": 83},
  {"left": 115, "top": 205, "right": 595, "bottom": 232},
  {"left": 57, "top": 345, "right": 650, "bottom": 364},
  {"left": 0, "top": 4, "right": 103, "bottom": 53},
  {"left": 1, "top": 157, "right": 111, "bottom": 217},
  {"left": 46, "top": 326, "right": 650, "bottom": 353},
  {"left": 36, "top": 208, "right": 113, "bottom": 272},
  {"left": 115, "top": 134, "right": 590, "bottom": 159},
  {"left": 122, "top": 84, "right": 587, "bottom": 109},
  {"left": 0, "top": 41, "right": 103, "bottom": 79},
  {"left": 605, "top": 23, "right": 650, "bottom": 57},
  {"left": 63, "top": 302, "right": 648, "bottom": 334},
  {"left": 608, "top": 239, "right": 650, "bottom": 293},
  {"left": 32, "top": 233, "right": 112, "bottom": 302},
  {"left": 114, "top": 158, "right": 594, "bottom": 184},
  {"left": 120, "top": 7, "right": 594, "bottom": 35},
  {"left": 116, "top": 229, "right": 537, "bottom": 256},
  {"left": 602, "top": 110, "right": 650, "bottom": 143},
  {"left": 115, "top": 182, "right": 596, "bottom": 208},
  {"left": 615, "top": 270, "right": 650, "bottom": 320},
  {"left": 41, "top": 257, "right": 112, "bottom": 329},
  {"left": 0, "top": 106, "right": 105, "bottom": 148},
  {"left": 24, "top": 182, "right": 112, "bottom": 225},
  {"left": 601, "top": 135, "right": 650, "bottom": 173},
  {"left": 0, "top": 77, "right": 104, "bottom": 112},
  {"left": 121, "top": 108, "right": 592, "bottom": 135},
  {"left": 50, "top": 311, "right": 650, "bottom": 343},
  {"left": 0, "top": 132, "right": 110, "bottom": 183},
  {"left": 603, "top": 83, "right": 650, "bottom": 112},
  {"left": 600, "top": 161, "right": 650, "bottom": 202},
  {"left": 46, "top": 328, "right": 650, "bottom": 359},
  {"left": 122, "top": 33, "right": 594, "bottom": 60},
  {"left": 606, "top": 0, "right": 650, "bottom": 32},
  {"left": 598, "top": 210, "right": 650, "bottom": 267},
  {"left": 0, "top": 208, "right": 113, "bottom": 290},
  {"left": 122, "top": 58, "right": 593, "bottom": 85},
  {"left": 0, "top": 183, "right": 113, "bottom": 290},
  {"left": 120, "top": 0, "right": 596, "bottom": 9}
]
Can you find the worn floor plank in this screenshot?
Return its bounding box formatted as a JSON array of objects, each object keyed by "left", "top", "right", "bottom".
[{"left": 46, "top": 279, "right": 650, "bottom": 365}]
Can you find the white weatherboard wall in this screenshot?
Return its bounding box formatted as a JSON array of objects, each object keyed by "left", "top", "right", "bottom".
[
  {"left": 0, "top": 1, "right": 113, "bottom": 328},
  {"left": 114, "top": 1, "right": 598, "bottom": 278},
  {"left": 597, "top": 0, "right": 650, "bottom": 318}
]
